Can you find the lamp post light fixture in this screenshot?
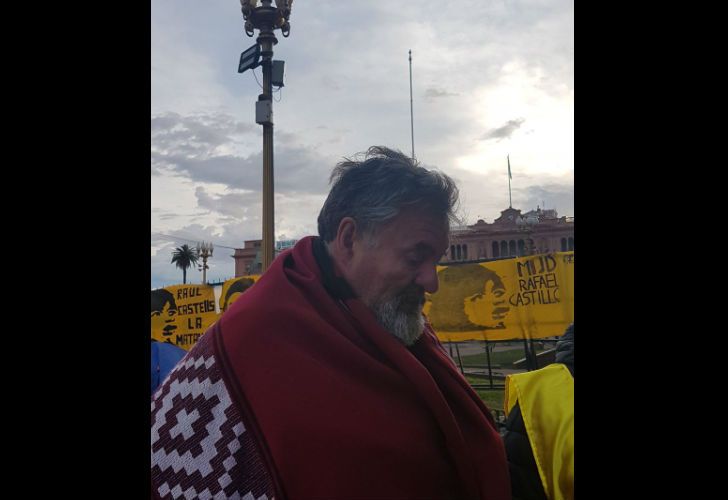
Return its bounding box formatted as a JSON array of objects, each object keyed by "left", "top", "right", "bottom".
[
  {"left": 516, "top": 213, "right": 539, "bottom": 256},
  {"left": 239, "top": 0, "right": 293, "bottom": 272},
  {"left": 197, "top": 241, "right": 214, "bottom": 285}
]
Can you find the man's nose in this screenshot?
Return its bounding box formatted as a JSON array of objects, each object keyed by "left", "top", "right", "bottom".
[{"left": 415, "top": 265, "right": 439, "bottom": 294}]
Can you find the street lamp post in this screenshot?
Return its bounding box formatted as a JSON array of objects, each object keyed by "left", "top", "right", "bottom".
[
  {"left": 240, "top": 0, "right": 293, "bottom": 272},
  {"left": 516, "top": 213, "right": 540, "bottom": 370},
  {"left": 197, "top": 241, "right": 214, "bottom": 285},
  {"left": 517, "top": 213, "right": 539, "bottom": 256}
]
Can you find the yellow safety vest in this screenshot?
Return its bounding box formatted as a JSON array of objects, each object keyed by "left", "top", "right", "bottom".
[{"left": 505, "top": 364, "right": 574, "bottom": 500}]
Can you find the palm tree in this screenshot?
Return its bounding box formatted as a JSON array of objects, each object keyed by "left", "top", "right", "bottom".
[{"left": 171, "top": 244, "right": 199, "bottom": 284}]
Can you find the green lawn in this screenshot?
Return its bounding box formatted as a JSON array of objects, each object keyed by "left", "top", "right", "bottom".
[
  {"left": 464, "top": 375, "right": 505, "bottom": 411},
  {"left": 450, "top": 344, "right": 551, "bottom": 415}
]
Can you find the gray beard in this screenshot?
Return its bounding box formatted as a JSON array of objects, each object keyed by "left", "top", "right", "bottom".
[{"left": 370, "top": 293, "right": 425, "bottom": 346}]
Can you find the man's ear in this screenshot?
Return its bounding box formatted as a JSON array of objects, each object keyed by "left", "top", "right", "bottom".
[{"left": 333, "top": 217, "right": 358, "bottom": 263}]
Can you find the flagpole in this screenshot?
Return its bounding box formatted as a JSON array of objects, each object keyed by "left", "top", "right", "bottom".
[
  {"left": 409, "top": 49, "right": 415, "bottom": 160},
  {"left": 508, "top": 154, "right": 512, "bottom": 208}
]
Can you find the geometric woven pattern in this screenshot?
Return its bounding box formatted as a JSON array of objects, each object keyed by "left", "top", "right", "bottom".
[{"left": 151, "top": 331, "right": 274, "bottom": 500}]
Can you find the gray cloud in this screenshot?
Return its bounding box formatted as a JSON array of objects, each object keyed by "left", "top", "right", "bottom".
[
  {"left": 194, "top": 186, "right": 261, "bottom": 219},
  {"left": 424, "top": 87, "right": 460, "bottom": 101},
  {"left": 153, "top": 147, "right": 333, "bottom": 195},
  {"left": 434, "top": 164, "right": 573, "bottom": 225},
  {"left": 519, "top": 182, "right": 574, "bottom": 217},
  {"left": 320, "top": 76, "right": 342, "bottom": 91},
  {"left": 152, "top": 111, "right": 338, "bottom": 194},
  {"left": 481, "top": 118, "right": 526, "bottom": 142},
  {"left": 151, "top": 241, "right": 187, "bottom": 289},
  {"left": 151, "top": 112, "right": 256, "bottom": 159}
]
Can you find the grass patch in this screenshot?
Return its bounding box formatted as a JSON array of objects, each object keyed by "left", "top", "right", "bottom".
[{"left": 465, "top": 375, "right": 504, "bottom": 411}]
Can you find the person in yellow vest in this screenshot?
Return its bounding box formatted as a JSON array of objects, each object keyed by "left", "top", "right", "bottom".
[{"left": 503, "top": 323, "right": 574, "bottom": 500}]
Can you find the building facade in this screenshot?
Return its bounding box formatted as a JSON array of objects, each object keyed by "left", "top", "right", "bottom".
[
  {"left": 232, "top": 239, "right": 262, "bottom": 276},
  {"left": 442, "top": 206, "right": 574, "bottom": 263},
  {"left": 231, "top": 206, "right": 572, "bottom": 273},
  {"left": 232, "top": 238, "right": 298, "bottom": 276}
]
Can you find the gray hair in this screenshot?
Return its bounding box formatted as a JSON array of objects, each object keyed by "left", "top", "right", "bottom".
[{"left": 317, "top": 146, "right": 459, "bottom": 242}]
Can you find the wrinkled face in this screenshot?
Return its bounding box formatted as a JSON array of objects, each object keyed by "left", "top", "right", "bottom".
[
  {"left": 346, "top": 209, "right": 449, "bottom": 344},
  {"left": 463, "top": 278, "right": 510, "bottom": 327},
  {"left": 151, "top": 301, "right": 177, "bottom": 341}
]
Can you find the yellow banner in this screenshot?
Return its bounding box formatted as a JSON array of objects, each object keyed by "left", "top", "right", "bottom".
[
  {"left": 424, "top": 252, "right": 574, "bottom": 341},
  {"left": 151, "top": 252, "right": 572, "bottom": 348},
  {"left": 219, "top": 275, "right": 260, "bottom": 313},
  {"left": 151, "top": 284, "right": 219, "bottom": 350}
]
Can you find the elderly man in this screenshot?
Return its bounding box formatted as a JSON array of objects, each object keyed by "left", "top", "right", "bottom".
[{"left": 152, "top": 147, "right": 510, "bottom": 500}]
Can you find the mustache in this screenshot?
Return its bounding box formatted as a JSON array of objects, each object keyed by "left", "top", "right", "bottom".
[
  {"left": 397, "top": 285, "right": 426, "bottom": 307},
  {"left": 162, "top": 324, "right": 177, "bottom": 336}
]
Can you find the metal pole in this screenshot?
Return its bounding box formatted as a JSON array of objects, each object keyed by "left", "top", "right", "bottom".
[
  {"left": 485, "top": 340, "right": 494, "bottom": 389},
  {"left": 257, "top": 8, "right": 277, "bottom": 272},
  {"left": 409, "top": 49, "right": 415, "bottom": 160},
  {"left": 454, "top": 342, "right": 465, "bottom": 374},
  {"left": 508, "top": 155, "right": 512, "bottom": 208},
  {"left": 241, "top": 0, "right": 292, "bottom": 271},
  {"left": 522, "top": 336, "right": 533, "bottom": 370}
]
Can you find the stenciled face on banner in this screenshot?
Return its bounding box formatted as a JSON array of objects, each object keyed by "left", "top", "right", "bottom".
[
  {"left": 424, "top": 252, "right": 574, "bottom": 341},
  {"left": 219, "top": 276, "right": 259, "bottom": 313},
  {"left": 151, "top": 289, "right": 178, "bottom": 343},
  {"left": 424, "top": 263, "right": 510, "bottom": 333},
  {"left": 151, "top": 285, "right": 218, "bottom": 350},
  {"left": 463, "top": 271, "right": 511, "bottom": 327}
]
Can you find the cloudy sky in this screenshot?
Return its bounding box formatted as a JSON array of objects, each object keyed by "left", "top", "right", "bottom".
[{"left": 151, "top": 0, "right": 574, "bottom": 289}]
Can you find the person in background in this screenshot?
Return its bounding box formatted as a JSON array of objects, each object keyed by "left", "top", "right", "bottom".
[
  {"left": 150, "top": 339, "right": 186, "bottom": 394},
  {"left": 503, "top": 323, "right": 574, "bottom": 500}
]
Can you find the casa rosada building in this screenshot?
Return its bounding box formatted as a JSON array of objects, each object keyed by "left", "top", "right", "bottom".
[{"left": 442, "top": 206, "right": 574, "bottom": 263}]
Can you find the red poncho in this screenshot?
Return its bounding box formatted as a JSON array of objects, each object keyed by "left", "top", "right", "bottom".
[{"left": 152, "top": 237, "right": 510, "bottom": 499}]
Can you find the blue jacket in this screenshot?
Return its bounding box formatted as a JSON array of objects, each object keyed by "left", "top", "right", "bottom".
[{"left": 151, "top": 341, "right": 186, "bottom": 393}]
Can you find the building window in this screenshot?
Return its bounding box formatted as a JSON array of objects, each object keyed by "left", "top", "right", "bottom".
[
  {"left": 500, "top": 241, "right": 508, "bottom": 256},
  {"left": 463, "top": 244, "right": 468, "bottom": 260},
  {"left": 451, "top": 245, "right": 456, "bottom": 260},
  {"left": 517, "top": 239, "right": 525, "bottom": 256},
  {"left": 540, "top": 239, "right": 548, "bottom": 254},
  {"left": 509, "top": 240, "right": 517, "bottom": 256},
  {"left": 492, "top": 241, "right": 500, "bottom": 258},
  {"left": 568, "top": 237, "right": 574, "bottom": 251},
  {"left": 456, "top": 245, "right": 462, "bottom": 260},
  {"left": 561, "top": 238, "right": 567, "bottom": 251}
]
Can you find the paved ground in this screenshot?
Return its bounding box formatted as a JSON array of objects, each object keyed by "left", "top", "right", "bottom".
[{"left": 445, "top": 341, "right": 522, "bottom": 357}]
